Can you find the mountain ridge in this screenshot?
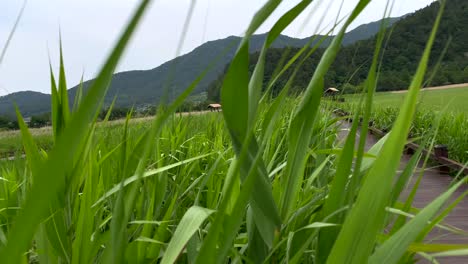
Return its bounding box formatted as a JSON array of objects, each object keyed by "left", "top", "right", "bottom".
[
  {"left": 0, "top": 16, "right": 402, "bottom": 117},
  {"left": 206, "top": 0, "right": 468, "bottom": 101}
]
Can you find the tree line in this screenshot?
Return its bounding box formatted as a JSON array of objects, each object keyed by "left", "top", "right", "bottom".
[
  {"left": 0, "top": 100, "right": 211, "bottom": 131},
  {"left": 207, "top": 0, "right": 468, "bottom": 101}
]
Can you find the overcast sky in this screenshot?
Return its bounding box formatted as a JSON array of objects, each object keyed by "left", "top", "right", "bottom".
[{"left": 0, "top": 0, "right": 435, "bottom": 96}]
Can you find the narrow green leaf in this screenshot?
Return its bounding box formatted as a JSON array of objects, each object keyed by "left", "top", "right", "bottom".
[
  {"left": 431, "top": 249, "right": 468, "bottom": 258},
  {"left": 280, "top": 0, "right": 372, "bottom": 220},
  {"left": 327, "top": 2, "right": 445, "bottom": 263},
  {"left": 15, "top": 107, "right": 43, "bottom": 171},
  {"left": 0, "top": 1, "right": 154, "bottom": 261},
  {"left": 161, "top": 206, "right": 214, "bottom": 264},
  {"left": 248, "top": 0, "right": 313, "bottom": 126},
  {"left": 369, "top": 178, "right": 466, "bottom": 264},
  {"left": 58, "top": 38, "right": 70, "bottom": 124},
  {"left": 93, "top": 153, "right": 212, "bottom": 206},
  {"left": 0, "top": 0, "right": 26, "bottom": 66}
]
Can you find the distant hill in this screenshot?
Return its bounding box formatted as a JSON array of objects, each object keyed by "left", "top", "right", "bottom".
[
  {"left": 0, "top": 16, "right": 402, "bottom": 117},
  {"left": 207, "top": 0, "right": 468, "bottom": 101},
  {"left": 0, "top": 91, "right": 50, "bottom": 118}
]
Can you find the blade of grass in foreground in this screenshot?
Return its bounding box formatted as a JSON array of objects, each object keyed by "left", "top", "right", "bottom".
[
  {"left": 161, "top": 206, "right": 214, "bottom": 264},
  {"left": 326, "top": 2, "right": 445, "bottom": 263},
  {"left": 348, "top": 1, "right": 393, "bottom": 201},
  {"left": 0, "top": 1, "right": 153, "bottom": 262},
  {"left": 369, "top": 177, "right": 466, "bottom": 264},
  {"left": 15, "top": 107, "right": 43, "bottom": 171},
  {"left": 196, "top": 1, "right": 283, "bottom": 262},
  {"left": 248, "top": 0, "right": 313, "bottom": 127},
  {"left": 105, "top": 2, "right": 228, "bottom": 256},
  {"left": 236, "top": 0, "right": 316, "bottom": 253},
  {"left": 92, "top": 153, "right": 213, "bottom": 206},
  {"left": 317, "top": 106, "right": 359, "bottom": 261},
  {"left": 319, "top": 5, "right": 394, "bottom": 259},
  {"left": 280, "top": 0, "right": 371, "bottom": 221},
  {"left": 0, "top": 0, "right": 26, "bottom": 67}
]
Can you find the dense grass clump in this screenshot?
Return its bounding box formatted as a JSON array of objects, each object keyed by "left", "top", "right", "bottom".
[
  {"left": 345, "top": 86, "right": 468, "bottom": 114},
  {"left": 338, "top": 102, "right": 468, "bottom": 163}
]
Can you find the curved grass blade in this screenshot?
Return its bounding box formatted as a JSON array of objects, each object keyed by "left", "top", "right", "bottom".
[
  {"left": 369, "top": 177, "right": 466, "bottom": 264},
  {"left": 207, "top": 0, "right": 284, "bottom": 257},
  {"left": 431, "top": 249, "right": 468, "bottom": 258},
  {"left": 327, "top": 2, "right": 446, "bottom": 263},
  {"left": 280, "top": 0, "right": 372, "bottom": 221},
  {"left": 317, "top": 107, "right": 359, "bottom": 261},
  {"left": 93, "top": 153, "right": 212, "bottom": 206},
  {"left": 15, "top": 107, "right": 43, "bottom": 171},
  {"left": 0, "top": 0, "right": 27, "bottom": 67},
  {"left": 248, "top": 0, "right": 313, "bottom": 126},
  {"left": 0, "top": 1, "right": 154, "bottom": 261}
]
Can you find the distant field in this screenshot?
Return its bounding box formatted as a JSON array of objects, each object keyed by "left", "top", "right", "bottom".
[
  {"left": 346, "top": 85, "right": 468, "bottom": 114},
  {"left": 0, "top": 111, "right": 211, "bottom": 157},
  {"left": 340, "top": 85, "right": 468, "bottom": 162}
]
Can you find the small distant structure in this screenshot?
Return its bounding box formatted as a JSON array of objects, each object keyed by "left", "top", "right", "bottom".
[
  {"left": 207, "top": 103, "right": 222, "bottom": 112},
  {"left": 325, "top": 87, "right": 341, "bottom": 101},
  {"left": 24, "top": 117, "right": 32, "bottom": 125},
  {"left": 325, "top": 87, "right": 339, "bottom": 94}
]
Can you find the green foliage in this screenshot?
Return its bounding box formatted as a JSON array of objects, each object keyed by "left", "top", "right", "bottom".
[
  {"left": 341, "top": 86, "right": 468, "bottom": 162},
  {"left": 349, "top": 86, "right": 468, "bottom": 114},
  {"left": 207, "top": 0, "right": 468, "bottom": 101},
  {"left": 0, "top": 115, "right": 18, "bottom": 130},
  {"left": 29, "top": 113, "right": 51, "bottom": 128},
  {"left": 98, "top": 107, "right": 130, "bottom": 121},
  {"left": 341, "top": 103, "right": 468, "bottom": 163}
]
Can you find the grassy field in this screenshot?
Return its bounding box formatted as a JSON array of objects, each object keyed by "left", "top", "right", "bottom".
[
  {"left": 1, "top": 0, "right": 467, "bottom": 263},
  {"left": 340, "top": 86, "right": 468, "bottom": 162},
  {"left": 0, "top": 112, "right": 208, "bottom": 157},
  {"left": 346, "top": 86, "right": 468, "bottom": 114}
]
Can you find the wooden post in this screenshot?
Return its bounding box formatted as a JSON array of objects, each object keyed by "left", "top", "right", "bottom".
[
  {"left": 435, "top": 145, "right": 448, "bottom": 157},
  {"left": 434, "top": 145, "right": 450, "bottom": 174},
  {"left": 404, "top": 146, "right": 415, "bottom": 155}
]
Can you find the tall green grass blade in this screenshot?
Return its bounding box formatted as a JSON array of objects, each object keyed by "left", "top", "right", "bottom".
[
  {"left": 369, "top": 178, "right": 466, "bottom": 264},
  {"left": 390, "top": 146, "right": 422, "bottom": 206},
  {"left": 348, "top": 2, "right": 392, "bottom": 202},
  {"left": 431, "top": 249, "right": 468, "bottom": 258},
  {"left": 415, "top": 189, "right": 468, "bottom": 244},
  {"left": 248, "top": 0, "right": 313, "bottom": 126},
  {"left": 280, "top": 0, "right": 371, "bottom": 220},
  {"left": 209, "top": 0, "right": 285, "bottom": 257},
  {"left": 0, "top": 1, "right": 153, "bottom": 262},
  {"left": 317, "top": 108, "right": 359, "bottom": 261},
  {"left": 409, "top": 243, "right": 468, "bottom": 253},
  {"left": 15, "top": 107, "right": 42, "bottom": 171},
  {"left": 58, "top": 38, "right": 70, "bottom": 125},
  {"left": 93, "top": 153, "right": 212, "bottom": 206},
  {"left": 72, "top": 74, "right": 84, "bottom": 112},
  {"left": 0, "top": 1, "right": 26, "bottom": 66},
  {"left": 106, "top": 113, "right": 132, "bottom": 263},
  {"left": 50, "top": 65, "right": 61, "bottom": 139},
  {"left": 71, "top": 154, "right": 98, "bottom": 264},
  {"left": 327, "top": 2, "right": 445, "bottom": 263}
]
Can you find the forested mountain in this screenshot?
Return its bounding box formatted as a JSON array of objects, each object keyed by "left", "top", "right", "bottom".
[
  {"left": 0, "top": 16, "right": 401, "bottom": 117},
  {"left": 0, "top": 91, "right": 50, "bottom": 118},
  {"left": 208, "top": 0, "right": 468, "bottom": 101}
]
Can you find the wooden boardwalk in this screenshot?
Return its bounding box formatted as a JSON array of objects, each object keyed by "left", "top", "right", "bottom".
[{"left": 339, "top": 122, "right": 468, "bottom": 263}]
